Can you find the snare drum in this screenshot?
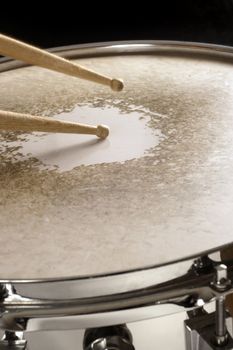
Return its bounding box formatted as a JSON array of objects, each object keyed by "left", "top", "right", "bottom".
[{"left": 0, "top": 41, "right": 233, "bottom": 350}]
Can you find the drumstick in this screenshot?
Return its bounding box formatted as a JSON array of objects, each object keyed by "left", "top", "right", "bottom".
[
  {"left": 0, "top": 110, "right": 109, "bottom": 139},
  {"left": 0, "top": 34, "right": 124, "bottom": 92}
]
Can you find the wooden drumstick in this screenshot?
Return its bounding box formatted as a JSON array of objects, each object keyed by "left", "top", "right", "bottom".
[
  {"left": 0, "top": 110, "right": 109, "bottom": 139},
  {"left": 0, "top": 34, "right": 124, "bottom": 92}
]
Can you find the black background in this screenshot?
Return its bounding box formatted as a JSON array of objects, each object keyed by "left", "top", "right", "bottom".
[{"left": 1, "top": 1, "right": 233, "bottom": 49}]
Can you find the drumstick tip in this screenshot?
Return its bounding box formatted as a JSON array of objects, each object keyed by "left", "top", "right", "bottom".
[
  {"left": 110, "top": 79, "right": 124, "bottom": 92},
  {"left": 96, "top": 125, "right": 109, "bottom": 139}
]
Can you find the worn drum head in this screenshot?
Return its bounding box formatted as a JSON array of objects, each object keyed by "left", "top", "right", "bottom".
[{"left": 0, "top": 41, "right": 233, "bottom": 279}]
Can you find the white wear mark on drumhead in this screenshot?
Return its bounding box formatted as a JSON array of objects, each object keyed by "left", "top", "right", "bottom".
[{"left": 2, "top": 104, "right": 165, "bottom": 171}]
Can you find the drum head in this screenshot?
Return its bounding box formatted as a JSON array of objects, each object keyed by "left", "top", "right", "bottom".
[{"left": 0, "top": 41, "right": 233, "bottom": 279}]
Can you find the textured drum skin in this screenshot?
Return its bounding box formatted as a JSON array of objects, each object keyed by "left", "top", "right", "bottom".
[{"left": 0, "top": 44, "right": 233, "bottom": 279}]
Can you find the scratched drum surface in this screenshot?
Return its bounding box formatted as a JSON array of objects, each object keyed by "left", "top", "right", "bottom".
[{"left": 0, "top": 44, "right": 233, "bottom": 279}]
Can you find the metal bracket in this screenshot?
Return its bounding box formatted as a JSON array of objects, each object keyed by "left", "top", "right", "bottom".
[
  {"left": 0, "top": 332, "right": 27, "bottom": 350},
  {"left": 185, "top": 264, "right": 233, "bottom": 350},
  {"left": 185, "top": 311, "right": 233, "bottom": 350}
]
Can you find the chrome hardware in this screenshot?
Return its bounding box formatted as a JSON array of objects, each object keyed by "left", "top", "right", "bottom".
[
  {"left": 83, "top": 325, "right": 134, "bottom": 350},
  {"left": 211, "top": 264, "right": 232, "bottom": 292},
  {"left": 0, "top": 243, "right": 232, "bottom": 332},
  {"left": 185, "top": 311, "right": 233, "bottom": 350},
  {"left": 0, "top": 285, "right": 8, "bottom": 301},
  {"left": 190, "top": 256, "right": 215, "bottom": 275},
  {"left": 214, "top": 296, "right": 228, "bottom": 346},
  {"left": 213, "top": 265, "right": 230, "bottom": 347},
  {"left": 185, "top": 264, "right": 233, "bottom": 349},
  {"left": 0, "top": 331, "right": 27, "bottom": 349}
]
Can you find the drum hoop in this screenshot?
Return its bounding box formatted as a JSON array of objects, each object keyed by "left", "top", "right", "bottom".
[
  {"left": 1, "top": 241, "right": 233, "bottom": 332},
  {"left": 0, "top": 242, "right": 231, "bottom": 283},
  {"left": 1, "top": 40, "right": 233, "bottom": 72}
]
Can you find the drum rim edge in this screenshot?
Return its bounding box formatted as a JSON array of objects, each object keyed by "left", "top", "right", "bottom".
[{"left": 1, "top": 40, "right": 233, "bottom": 72}]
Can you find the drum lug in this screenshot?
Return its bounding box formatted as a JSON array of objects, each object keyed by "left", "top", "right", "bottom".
[
  {"left": 185, "top": 264, "right": 233, "bottom": 350},
  {"left": 0, "top": 331, "right": 27, "bottom": 349},
  {"left": 83, "top": 324, "right": 135, "bottom": 350}
]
